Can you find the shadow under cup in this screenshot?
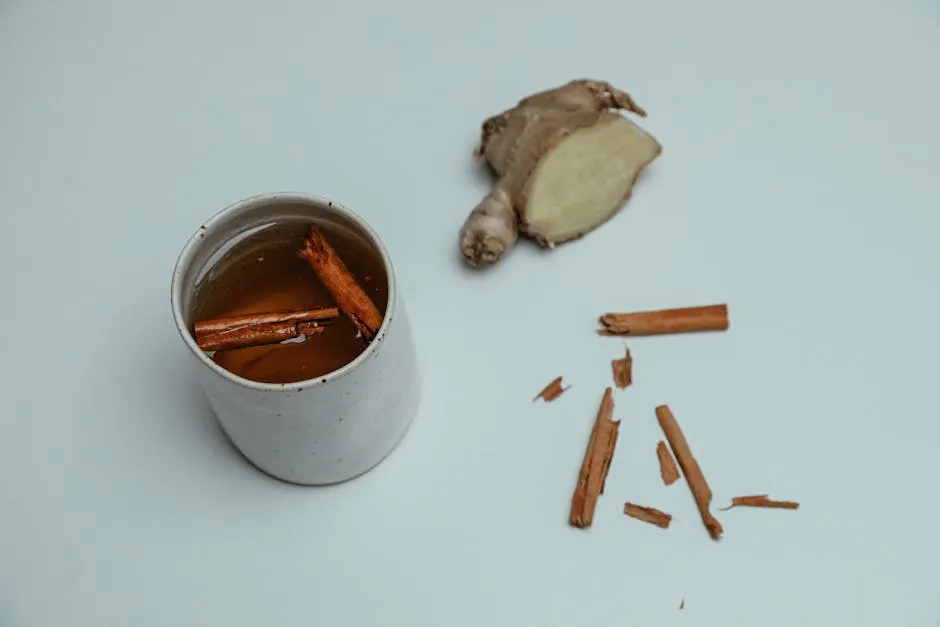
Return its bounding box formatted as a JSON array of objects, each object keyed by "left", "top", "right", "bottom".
[{"left": 170, "top": 193, "right": 421, "bottom": 485}]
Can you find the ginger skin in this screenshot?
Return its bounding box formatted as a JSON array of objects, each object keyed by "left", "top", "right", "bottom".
[{"left": 459, "top": 79, "right": 662, "bottom": 267}]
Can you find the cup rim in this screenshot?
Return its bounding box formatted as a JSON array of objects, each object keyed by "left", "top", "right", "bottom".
[{"left": 170, "top": 191, "right": 397, "bottom": 392}]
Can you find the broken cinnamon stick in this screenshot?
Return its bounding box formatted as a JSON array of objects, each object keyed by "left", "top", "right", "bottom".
[
  {"left": 534, "top": 376, "right": 569, "bottom": 402},
  {"left": 655, "top": 405, "right": 723, "bottom": 540},
  {"left": 719, "top": 495, "right": 800, "bottom": 511},
  {"left": 656, "top": 440, "right": 681, "bottom": 486},
  {"left": 569, "top": 387, "right": 621, "bottom": 528},
  {"left": 611, "top": 347, "right": 633, "bottom": 389},
  {"left": 297, "top": 226, "right": 384, "bottom": 340},
  {"left": 194, "top": 306, "right": 338, "bottom": 337},
  {"left": 193, "top": 307, "right": 338, "bottom": 351},
  {"left": 598, "top": 304, "right": 729, "bottom": 336},
  {"left": 196, "top": 319, "right": 328, "bottom": 352},
  {"left": 623, "top": 503, "right": 672, "bottom": 528}
]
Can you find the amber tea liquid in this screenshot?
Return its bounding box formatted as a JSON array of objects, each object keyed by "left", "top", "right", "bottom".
[{"left": 191, "top": 220, "right": 389, "bottom": 384}]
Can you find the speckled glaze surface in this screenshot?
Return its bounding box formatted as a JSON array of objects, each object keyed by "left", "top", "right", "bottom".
[{"left": 170, "top": 193, "right": 421, "bottom": 485}]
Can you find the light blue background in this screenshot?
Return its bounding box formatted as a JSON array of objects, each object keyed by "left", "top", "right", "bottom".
[{"left": 2, "top": 0, "right": 938, "bottom": 625}]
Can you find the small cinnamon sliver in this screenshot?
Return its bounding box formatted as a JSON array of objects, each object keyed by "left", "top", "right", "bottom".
[
  {"left": 534, "top": 376, "right": 569, "bottom": 402},
  {"left": 611, "top": 347, "right": 633, "bottom": 389},
  {"left": 719, "top": 495, "right": 800, "bottom": 511},
  {"left": 623, "top": 503, "right": 672, "bottom": 529},
  {"left": 598, "top": 304, "right": 729, "bottom": 336},
  {"left": 295, "top": 322, "right": 327, "bottom": 336},
  {"left": 297, "top": 226, "right": 384, "bottom": 340},
  {"left": 569, "top": 388, "right": 621, "bottom": 528},
  {"left": 656, "top": 405, "right": 723, "bottom": 540},
  {"left": 656, "top": 440, "right": 681, "bottom": 486}
]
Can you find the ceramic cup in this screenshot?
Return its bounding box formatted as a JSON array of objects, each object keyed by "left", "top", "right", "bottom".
[{"left": 170, "top": 192, "right": 420, "bottom": 485}]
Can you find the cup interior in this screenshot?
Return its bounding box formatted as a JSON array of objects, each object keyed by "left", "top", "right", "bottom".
[{"left": 170, "top": 192, "right": 396, "bottom": 389}]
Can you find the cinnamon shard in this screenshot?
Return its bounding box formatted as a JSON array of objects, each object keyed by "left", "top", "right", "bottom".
[
  {"left": 611, "top": 347, "right": 633, "bottom": 389},
  {"left": 623, "top": 503, "right": 672, "bottom": 529},
  {"left": 295, "top": 322, "right": 327, "bottom": 336},
  {"left": 297, "top": 226, "right": 384, "bottom": 340},
  {"left": 569, "top": 388, "right": 621, "bottom": 528},
  {"left": 656, "top": 440, "right": 681, "bottom": 486},
  {"left": 655, "top": 405, "right": 723, "bottom": 540},
  {"left": 534, "top": 376, "right": 569, "bottom": 402},
  {"left": 599, "top": 304, "right": 729, "bottom": 336},
  {"left": 719, "top": 495, "right": 800, "bottom": 511}
]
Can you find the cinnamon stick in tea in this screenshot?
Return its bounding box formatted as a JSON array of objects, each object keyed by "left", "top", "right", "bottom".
[
  {"left": 194, "top": 307, "right": 338, "bottom": 352},
  {"left": 297, "top": 226, "right": 384, "bottom": 340},
  {"left": 719, "top": 495, "right": 800, "bottom": 511},
  {"left": 534, "top": 376, "right": 569, "bottom": 402},
  {"left": 623, "top": 503, "right": 672, "bottom": 529},
  {"left": 611, "top": 347, "right": 633, "bottom": 389},
  {"left": 655, "top": 405, "right": 723, "bottom": 540},
  {"left": 598, "top": 304, "right": 729, "bottom": 336},
  {"left": 196, "top": 320, "right": 327, "bottom": 352},
  {"left": 656, "top": 440, "right": 681, "bottom": 486},
  {"left": 569, "top": 387, "right": 621, "bottom": 528},
  {"left": 195, "top": 306, "right": 338, "bottom": 337}
]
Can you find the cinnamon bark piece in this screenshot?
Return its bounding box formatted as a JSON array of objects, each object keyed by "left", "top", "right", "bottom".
[
  {"left": 534, "top": 376, "right": 569, "bottom": 402},
  {"left": 599, "top": 304, "right": 729, "bottom": 336},
  {"left": 569, "top": 387, "right": 621, "bottom": 528},
  {"left": 656, "top": 441, "right": 681, "bottom": 486},
  {"left": 623, "top": 503, "right": 672, "bottom": 528},
  {"left": 655, "top": 404, "right": 723, "bottom": 540},
  {"left": 611, "top": 347, "right": 632, "bottom": 389},
  {"left": 719, "top": 495, "right": 800, "bottom": 511}
]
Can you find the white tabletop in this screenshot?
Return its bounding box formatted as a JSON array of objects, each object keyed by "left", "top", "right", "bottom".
[{"left": 3, "top": 0, "right": 939, "bottom": 625}]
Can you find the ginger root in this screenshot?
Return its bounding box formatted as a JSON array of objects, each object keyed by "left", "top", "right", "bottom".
[{"left": 460, "top": 79, "right": 662, "bottom": 267}]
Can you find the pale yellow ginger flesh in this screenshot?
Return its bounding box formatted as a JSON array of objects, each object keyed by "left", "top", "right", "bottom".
[
  {"left": 459, "top": 79, "right": 662, "bottom": 267},
  {"left": 525, "top": 117, "right": 660, "bottom": 244}
]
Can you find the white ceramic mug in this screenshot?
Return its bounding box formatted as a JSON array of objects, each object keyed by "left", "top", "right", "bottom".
[{"left": 170, "top": 192, "right": 421, "bottom": 485}]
